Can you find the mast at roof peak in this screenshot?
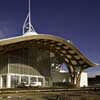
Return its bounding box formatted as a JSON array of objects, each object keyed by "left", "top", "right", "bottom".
[{"left": 23, "top": 0, "right": 38, "bottom": 35}]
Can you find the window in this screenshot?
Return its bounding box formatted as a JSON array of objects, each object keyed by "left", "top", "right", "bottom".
[
  {"left": 30, "top": 77, "right": 37, "bottom": 83},
  {"left": 38, "top": 78, "right": 43, "bottom": 82},
  {"left": 21, "top": 76, "right": 28, "bottom": 85},
  {"left": 11, "top": 75, "right": 19, "bottom": 88}
]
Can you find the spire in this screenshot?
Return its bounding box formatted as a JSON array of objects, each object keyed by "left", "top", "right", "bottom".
[{"left": 23, "top": 0, "right": 37, "bottom": 35}]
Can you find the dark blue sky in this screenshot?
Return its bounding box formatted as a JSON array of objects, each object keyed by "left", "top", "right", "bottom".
[{"left": 0, "top": 0, "right": 100, "bottom": 67}]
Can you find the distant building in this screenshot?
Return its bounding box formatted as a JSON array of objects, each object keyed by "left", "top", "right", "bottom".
[
  {"left": 88, "top": 75, "right": 100, "bottom": 86},
  {"left": 80, "top": 72, "right": 88, "bottom": 87}
]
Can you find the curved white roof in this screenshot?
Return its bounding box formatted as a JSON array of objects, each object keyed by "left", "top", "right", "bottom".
[{"left": 23, "top": 31, "right": 38, "bottom": 36}]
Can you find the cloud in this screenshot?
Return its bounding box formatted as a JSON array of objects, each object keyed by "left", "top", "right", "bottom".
[
  {"left": 0, "top": 29, "right": 9, "bottom": 38},
  {"left": 85, "top": 66, "right": 100, "bottom": 77}
]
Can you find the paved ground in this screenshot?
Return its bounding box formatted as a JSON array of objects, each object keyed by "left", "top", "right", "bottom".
[{"left": 0, "top": 88, "right": 100, "bottom": 100}]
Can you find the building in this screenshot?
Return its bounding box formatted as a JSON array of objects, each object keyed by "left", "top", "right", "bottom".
[
  {"left": 0, "top": 0, "right": 98, "bottom": 88},
  {"left": 80, "top": 72, "right": 88, "bottom": 87},
  {"left": 88, "top": 75, "right": 100, "bottom": 86}
]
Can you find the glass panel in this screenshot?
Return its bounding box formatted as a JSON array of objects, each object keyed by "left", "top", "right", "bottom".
[
  {"left": 30, "top": 77, "right": 39, "bottom": 86},
  {"left": 30, "top": 77, "right": 37, "bottom": 83},
  {"left": 2, "top": 75, "right": 7, "bottom": 88},
  {"left": 21, "top": 76, "right": 28, "bottom": 85},
  {"left": 0, "top": 55, "right": 8, "bottom": 74},
  {"left": 38, "top": 77, "right": 43, "bottom": 86},
  {"left": 11, "top": 75, "right": 19, "bottom": 88},
  {"left": 38, "top": 78, "right": 43, "bottom": 82}
]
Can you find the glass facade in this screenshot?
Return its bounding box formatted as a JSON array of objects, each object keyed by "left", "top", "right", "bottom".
[
  {"left": 7, "top": 47, "right": 50, "bottom": 77},
  {"left": 10, "top": 74, "right": 45, "bottom": 88},
  {"left": 0, "top": 47, "right": 69, "bottom": 88}
]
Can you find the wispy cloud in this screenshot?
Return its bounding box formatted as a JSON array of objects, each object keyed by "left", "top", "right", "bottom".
[
  {"left": 85, "top": 66, "right": 100, "bottom": 77},
  {"left": 0, "top": 20, "right": 21, "bottom": 39}
]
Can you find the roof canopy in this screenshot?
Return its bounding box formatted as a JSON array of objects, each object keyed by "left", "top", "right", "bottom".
[{"left": 0, "top": 34, "right": 98, "bottom": 72}]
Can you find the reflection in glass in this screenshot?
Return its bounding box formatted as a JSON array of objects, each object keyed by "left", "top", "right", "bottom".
[
  {"left": 21, "top": 76, "right": 28, "bottom": 85},
  {"left": 11, "top": 75, "right": 19, "bottom": 88}
]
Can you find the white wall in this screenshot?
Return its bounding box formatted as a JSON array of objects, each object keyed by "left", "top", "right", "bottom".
[{"left": 80, "top": 72, "right": 88, "bottom": 87}]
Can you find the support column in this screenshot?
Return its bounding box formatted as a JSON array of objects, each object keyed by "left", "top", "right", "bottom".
[
  {"left": 7, "top": 74, "right": 11, "bottom": 88},
  {"left": 0, "top": 76, "right": 2, "bottom": 88},
  {"left": 70, "top": 71, "right": 82, "bottom": 88},
  {"left": 76, "top": 72, "right": 81, "bottom": 87},
  {"left": 36, "top": 76, "right": 39, "bottom": 86},
  {"left": 28, "top": 76, "right": 30, "bottom": 86},
  {"left": 70, "top": 73, "right": 76, "bottom": 85},
  {"left": 43, "top": 77, "right": 45, "bottom": 87},
  {"left": 19, "top": 75, "right": 21, "bottom": 84},
  {"left": 65, "top": 63, "right": 81, "bottom": 88},
  {"left": 67, "top": 64, "right": 75, "bottom": 86}
]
